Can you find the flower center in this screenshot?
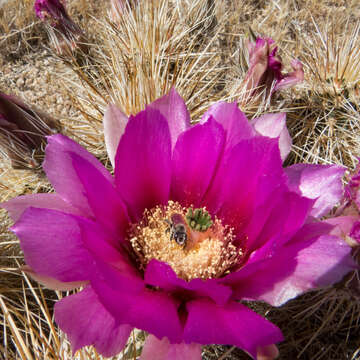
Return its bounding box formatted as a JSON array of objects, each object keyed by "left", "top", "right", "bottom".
[{"left": 129, "top": 201, "right": 242, "bottom": 281}]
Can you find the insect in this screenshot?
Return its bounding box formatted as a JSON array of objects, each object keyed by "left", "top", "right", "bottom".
[{"left": 164, "top": 214, "right": 187, "bottom": 248}]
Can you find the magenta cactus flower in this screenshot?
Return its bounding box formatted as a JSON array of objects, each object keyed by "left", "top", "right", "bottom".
[
  {"left": 34, "top": 0, "right": 78, "bottom": 32},
  {"left": 2, "top": 90, "right": 355, "bottom": 359},
  {"left": 35, "top": 0, "right": 66, "bottom": 20},
  {"left": 34, "top": 0, "right": 85, "bottom": 55},
  {"left": 244, "top": 37, "right": 304, "bottom": 98}
]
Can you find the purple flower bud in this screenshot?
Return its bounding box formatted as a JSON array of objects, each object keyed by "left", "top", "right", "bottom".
[
  {"left": 34, "top": 0, "right": 85, "bottom": 55},
  {"left": 244, "top": 37, "right": 304, "bottom": 98},
  {"left": 0, "top": 92, "right": 61, "bottom": 170}
]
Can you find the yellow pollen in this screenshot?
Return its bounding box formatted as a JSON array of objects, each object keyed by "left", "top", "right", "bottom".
[{"left": 129, "top": 201, "right": 242, "bottom": 281}]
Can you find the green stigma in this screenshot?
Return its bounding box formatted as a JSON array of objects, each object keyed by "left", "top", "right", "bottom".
[{"left": 186, "top": 207, "right": 213, "bottom": 232}]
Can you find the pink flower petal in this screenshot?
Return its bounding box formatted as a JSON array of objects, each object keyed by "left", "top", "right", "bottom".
[
  {"left": 21, "top": 265, "right": 87, "bottom": 291},
  {"left": 114, "top": 108, "right": 172, "bottom": 221},
  {"left": 251, "top": 113, "right": 291, "bottom": 161},
  {"left": 184, "top": 299, "right": 283, "bottom": 359},
  {"left": 141, "top": 334, "right": 170, "bottom": 359},
  {"left": 203, "top": 136, "right": 284, "bottom": 236},
  {"left": 326, "top": 216, "right": 360, "bottom": 247},
  {"left": 141, "top": 335, "right": 202, "bottom": 360},
  {"left": 200, "top": 102, "right": 254, "bottom": 150},
  {"left": 244, "top": 191, "right": 314, "bottom": 253},
  {"left": 274, "top": 59, "right": 304, "bottom": 91},
  {"left": 12, "top": 207, "right": 133, "bottom": 283},
  {"left": 350, "top": 221, "right": 360, "bottom": 244},
  {"left": 79, "top": 215, "right": 138, "bottom": 277},
  {"left": 285, "top": 163, "right": 345, "bottom": 218},
  {"left": 1, "top": 193, "right": 82, "bottom": 222},
  {"left": 144, "top": 259, "right": 232, "bottom": 306},
  {"left": 147, "top": 88, "right": 190, "bottom": 149},
  {"left": 239, "top": 187, "right": 285, "bottom": 250},
  {"left": 70, "top": 151, "right": 130, "bottom": 243},
  {"left": 90, "top": 260, "right": 183, "bottom": 343},
  {"left": 223, "top": 221, "right": 332, "bottom": 282},
  {"left": 257, "top": 344, "right": 279, "bottom": 360},
  {"left": 55, "top": 287, "right": 132, "bottom": 357},
  {"left": 230, "top": 229, "right": 355, "bottom": 306},
  {"left": 103, "top": 103, "right": 128, "bottom": 167},
  {"left": 12, "top": 207, "right": 95, "bottom": 282},
  {"left": 326, "top": 216, "right": 358, "bottom": 238},
  {"left": 43, "top": 134, "right": 114, "bottom": 217},
  {"left": 170, "top": 118, "right": 225, "bottom": 207}
]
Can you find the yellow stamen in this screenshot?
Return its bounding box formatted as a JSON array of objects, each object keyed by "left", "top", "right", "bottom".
[{"left": 129, "top": 201, "right": 242, "bottom": 281}]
